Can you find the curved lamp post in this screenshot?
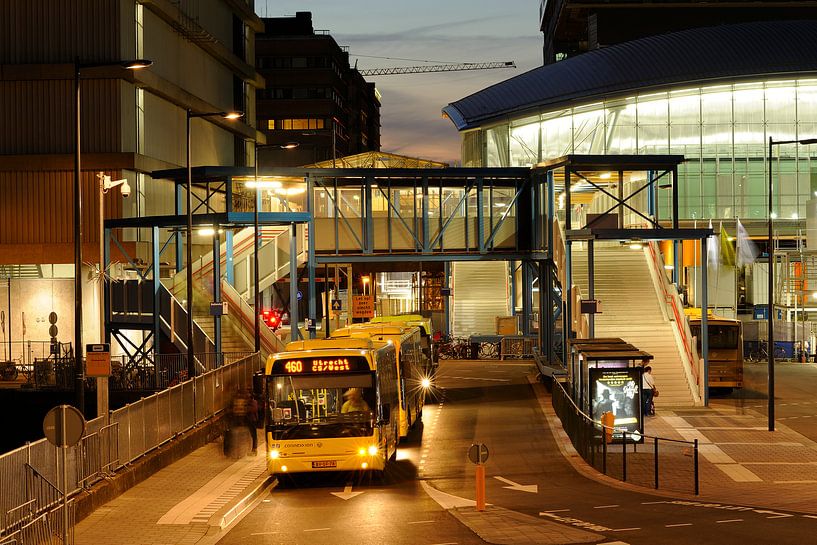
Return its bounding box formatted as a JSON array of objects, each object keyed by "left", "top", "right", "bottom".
[
  {"left": 767, "top": 136, "right": 817, "bottom": 431},
  {"left": 185, "top": 110, "right": 243, "bottom": 379},
  {"left": 74, "top": 59, "right": 152, "bottom": 415}
]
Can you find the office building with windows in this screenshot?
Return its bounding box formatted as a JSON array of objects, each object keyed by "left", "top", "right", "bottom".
[
  {"left": 255, "top": 11, "right": 381, "bottom": 167},
  {"left": 0, "top": 0, "right": 262, "bottom": 355}
]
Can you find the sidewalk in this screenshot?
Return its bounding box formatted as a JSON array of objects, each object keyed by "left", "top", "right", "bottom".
[
  {"left": 535, "top": 377, "right": 817, "bottom": 514},
  {"left": 648, "top": 406, "right": 817, "bottom": 513},
  {"left": 75, "top": 441, "right": 270, "bottom": 545}
]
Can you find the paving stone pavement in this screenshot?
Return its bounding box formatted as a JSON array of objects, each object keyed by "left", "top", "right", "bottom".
[{"left": 75, "top": 442, "right": 265, "bottom": 545}]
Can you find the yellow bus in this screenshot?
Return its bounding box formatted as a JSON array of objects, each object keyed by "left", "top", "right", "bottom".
[
  {"left": 370, "top": 314, "right": 435, "bottom": 370},
  {"left": 333, "top": 323, "right": 432, "bottom": 439},
  {"left": 264, "top": 337, "right": 400, "bottom": 475},
  {"left": 686, "top": 309, "right": 744, "bottom": 391}
]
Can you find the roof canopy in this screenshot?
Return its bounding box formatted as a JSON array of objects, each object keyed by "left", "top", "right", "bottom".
[{"left": 443, "top": 20, "right": 817, "bottom": 130}]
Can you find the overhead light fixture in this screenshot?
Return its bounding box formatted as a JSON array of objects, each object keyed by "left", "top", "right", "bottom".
[
  {"left": 628, "top": 239, "right": 643, "bottom": 250},
  {"left": 770, "top": 212, "right": 778, "bottom": 219},
  {"left": 664, "top": 264, "right": 674, "bottom": 270},
  {"left": 599, "top": 172, "right": 611, "bottom": 180},
  {"left": 246, "top": 180, "right": 283, "bottom": 189},
  {"left": 281, "top": 142, "right": 300, "bottom": 149},
  {"left": 221, "top": 111, "right": 244, "bottom": 120}
]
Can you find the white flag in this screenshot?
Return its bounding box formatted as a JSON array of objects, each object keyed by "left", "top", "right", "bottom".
[
  {"left": 707, "top": 219, "right": 720, "bottom": 272},
  {"left": 736, "top": 219, "right": 759, "bottom": 267}
]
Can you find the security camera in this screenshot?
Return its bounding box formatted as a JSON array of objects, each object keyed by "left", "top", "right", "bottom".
[{"left": 120, "top": 180, "right": 131, "bottom": 198}]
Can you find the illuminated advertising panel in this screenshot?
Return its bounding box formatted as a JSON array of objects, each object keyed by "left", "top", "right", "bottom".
[{"left": 589, "top": 367, "right": 643, "bottom": 443}]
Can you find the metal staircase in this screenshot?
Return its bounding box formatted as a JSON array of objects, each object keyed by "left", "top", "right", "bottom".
[{"left": 571, "top": 244, "right": 699, "bottom": 407}]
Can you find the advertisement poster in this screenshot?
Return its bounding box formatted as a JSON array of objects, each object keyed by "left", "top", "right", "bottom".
[{"left": 589, "top": 367, "right": 643, "bottom": 443}]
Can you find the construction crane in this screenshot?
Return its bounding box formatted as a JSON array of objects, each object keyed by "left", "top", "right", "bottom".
[{"left": 358, "top": 61, "right": 516, "bottom": 76}]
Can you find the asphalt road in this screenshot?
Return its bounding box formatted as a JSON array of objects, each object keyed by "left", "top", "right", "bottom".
[{"left": 216, "top": 361, "right": 817, "bottom": 545}]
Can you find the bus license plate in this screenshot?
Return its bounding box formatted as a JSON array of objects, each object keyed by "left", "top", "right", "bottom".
[{"left": 312, "top": 460, "right": 337, "bottom": 468}]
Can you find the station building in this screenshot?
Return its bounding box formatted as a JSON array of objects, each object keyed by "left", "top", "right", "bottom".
[{"left": 444, "top": 20, "right": 817, "bottom": 337}]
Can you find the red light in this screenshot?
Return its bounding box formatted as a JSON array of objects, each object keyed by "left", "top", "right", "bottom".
[{"left": 261, "top": 308, "right": 282, "bottom": 330}]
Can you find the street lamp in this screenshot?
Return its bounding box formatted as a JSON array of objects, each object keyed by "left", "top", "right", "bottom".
[
  {"left": 252, "top": 142, "right": 300, "bottom": 352},
  {"left": 767, "top": 136, "right": 817, "bottom": 431},
  {"left": 74, "top": 58, "right": 151, "bottom": 415},
  {"left": 185, "top": 110, "right": 244, "bottom": 379}
]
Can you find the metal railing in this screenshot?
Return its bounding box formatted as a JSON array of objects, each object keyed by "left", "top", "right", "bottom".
[
  {"left": 646, "top": 241, "right": 702, "bottom": 400},
  {"left": 551, "top": 378, "right": 699, "bottom": 495},
  {"left": 0, "top": 353, "right": 262, "bottom": 541}
]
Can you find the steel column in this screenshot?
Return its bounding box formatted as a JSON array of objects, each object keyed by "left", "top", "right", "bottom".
[
  {"left": 213, "top": 225, "right": 222, "bottom": 359},
  {"left": 477, "top": 177, "right": 485, "bottom": 253},
  {"left": 307, "top": 177, "right": 317, "bottom": 339},
  {"left": 588, "top": 239, "right": 595, "bottom": 338},
  {"left": 701, "top": 236, "right": 709, "bottom": 407},
  {"left": 290, "top": 223, "right": 300, "bottom": 342}
]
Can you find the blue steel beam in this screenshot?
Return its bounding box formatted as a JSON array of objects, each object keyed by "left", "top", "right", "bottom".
[{"left": 315, "top": 253, "right": 536, "bottom": 263}]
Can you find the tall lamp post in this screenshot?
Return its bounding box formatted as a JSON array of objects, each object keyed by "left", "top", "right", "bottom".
[
  {"left": 74, "top": 58, "right": 151, "bottom": 415},
  {"left": 252, "top": 142, "right": 299, "bottom": 352},
  {"left": 767, "top": 136, "right": 817, "bottom": 431},
  {"left": 185, "top": 110, "right": 243, "bottom": 379}
]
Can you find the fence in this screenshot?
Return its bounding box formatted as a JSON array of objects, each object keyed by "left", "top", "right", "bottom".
[
  {"left": 551, "top": 377, "right": 699, "bottom": 495},
  {"left": 0, "top": 352, "right": 262, "bottom": 544}
]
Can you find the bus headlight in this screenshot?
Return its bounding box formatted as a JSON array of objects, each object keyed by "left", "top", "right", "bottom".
[
  {"left": 270, "top": 449, "right": 280, "bottom": 459},
  {"left": 421, "top": 377, "right": 431, "bottom": 389},
  {"left": 358, "top": 447, "right": 366, "bottom": 456},
  {"left": 367, "top": 445, "right": 379, "bottom": 456}
]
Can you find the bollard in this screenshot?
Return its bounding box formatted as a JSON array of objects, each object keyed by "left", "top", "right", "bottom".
[
  {"left": 601, "top": 411, "right": 615, "bottom": 444},
  {"left": 476, "top": 463, "right": 486, "bottom": 511}
]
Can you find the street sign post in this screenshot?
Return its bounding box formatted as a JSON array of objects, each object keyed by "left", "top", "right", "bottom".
[{"left": 43, "top": 405, "right": 86, "bottom": 545}]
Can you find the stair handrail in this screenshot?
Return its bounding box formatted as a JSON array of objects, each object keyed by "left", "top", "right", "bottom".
[
  {"left": 221, "top": 280, "right": 287, "bottom": 354},
  {"left": 646, "top": 241, "right": 701, "bottom": 391}
]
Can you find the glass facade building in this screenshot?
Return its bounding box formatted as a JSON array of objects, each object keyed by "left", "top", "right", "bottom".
[
  {"left": 446, "top": 21, "right": 817, "bottom": 226},
  {"left": 472, "top": 78, "right": 817, "bottom": 222}
]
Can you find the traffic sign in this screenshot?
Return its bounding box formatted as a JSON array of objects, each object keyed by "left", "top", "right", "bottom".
[
  {"left": 43, "top": 405, "right": 85, "bottom": 448},
  {"left": 331, "top": 299, "right": 342, "bottom": 311},
  {"left": 467, "top": 443, "right": 490, "bottom": 465},
  {"left": 351, "top": 295, "right": 374, "bottom": 318},
  {"left": 297, "top": 290, "right": 303, "bottom": 301}
]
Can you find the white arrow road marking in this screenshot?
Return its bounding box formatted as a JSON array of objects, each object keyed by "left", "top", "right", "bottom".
[
  {"left": 330, "top": 484, "right": 364, "bottom": 500},
  {"left": 753, "top": 509, "right": 794, "bottom": 519},
  {"left": 494, "top": 475, "right": 538, "bottom": 493},
  {"left": 421, "top": 481, "right": 476, "bottom": 509}
]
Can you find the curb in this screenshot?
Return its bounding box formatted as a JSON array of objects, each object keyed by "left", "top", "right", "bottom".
[{"left": 209, "top": 473, "right": 277, "bottom": 531}]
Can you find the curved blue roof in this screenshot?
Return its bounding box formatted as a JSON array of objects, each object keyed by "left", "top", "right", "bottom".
[{"left": 444, "top": 20, "right": 817, "bottom": 130}]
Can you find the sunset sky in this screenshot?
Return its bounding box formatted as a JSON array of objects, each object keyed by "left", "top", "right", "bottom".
[{"left": 255, "top": 1, "right": 543, "bottom": 164}]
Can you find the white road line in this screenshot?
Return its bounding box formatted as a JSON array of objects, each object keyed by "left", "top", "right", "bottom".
[
  {"left": 443, "top": 375, "right": 511, "bottom": 382},
  {"left": 803, "top": 515, "right": 817, "bottom": 519},
  {"left": 407, "top": 520, "right": 435, "bottom": 525},
  {"left": 541, "top": 509, "right": 571, "bottom": 513},
  {"left": 250, "top": 532, "right": 279, "bottom": 535},
  {"left": 303, "top": 527, "right": 331, "bottom": 532},
  {"left": 610, "top": 527, "right": 641, "bottom": 532},
  {"left": 641, "top": 501, "right": 667, "bottom": 505},
  {"left": 715, "top": 519, "right": 743, "bottom": 523},
  {"left": 430, "top": 542, "right": 458, "bottom": 545},
  {"left": 665, "top": 523, "right": 693, "bottom": 527},
  {"left": 594, "top": 504, "right": 620, "bottom": 509}
]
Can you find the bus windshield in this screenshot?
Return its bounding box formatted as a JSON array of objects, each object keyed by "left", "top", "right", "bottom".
[{"left": 267, "top": 373, "right": 377, "bottom": 429}]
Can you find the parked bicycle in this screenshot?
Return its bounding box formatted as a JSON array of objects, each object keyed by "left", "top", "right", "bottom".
[
  {"left": 435, "top": 336, "right": 472, "bottom": 360},
  {"left": 746, "top": 341, "right": 787, "bottom": 363}
]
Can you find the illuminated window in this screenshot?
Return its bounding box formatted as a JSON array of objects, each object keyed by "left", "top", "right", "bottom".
[
  {"left": 267, "top": 119, "right": 275, "bottom": 130},
  {"left": 278, "top": 118, "right": 325, "bottom": 130}
]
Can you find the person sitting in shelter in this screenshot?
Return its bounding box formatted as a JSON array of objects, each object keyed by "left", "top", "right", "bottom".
[{"left": 341, "top": 388, "right": 370, "bottom": 413}]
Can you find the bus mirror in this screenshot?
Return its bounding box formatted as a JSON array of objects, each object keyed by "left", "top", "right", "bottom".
[
  {"left": 272, "top": 407, "right": 285, "bottom": 422},
  {"left": 379, "top": 404, "right": 391, "bottom": 424}
]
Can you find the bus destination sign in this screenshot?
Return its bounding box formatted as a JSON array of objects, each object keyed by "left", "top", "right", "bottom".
[{"left": 273, "top": 356, "right": 370, "bottom": 375}]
